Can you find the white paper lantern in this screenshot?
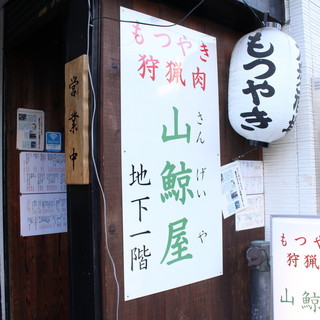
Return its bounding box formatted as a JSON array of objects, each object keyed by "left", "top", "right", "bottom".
[{"left": 228, "top": 22, "right": 301, "bottom": 147}]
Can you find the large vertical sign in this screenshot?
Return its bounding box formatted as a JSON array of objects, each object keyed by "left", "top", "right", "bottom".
[
  {"left": 65, "top": 54, "right": 89, "bottom": 184},
  {"left": 121, "top": 7, "right": 222, "bottom": 300},
  {"left": 271, "top": 216, "right": 320, "bottom": 319}
]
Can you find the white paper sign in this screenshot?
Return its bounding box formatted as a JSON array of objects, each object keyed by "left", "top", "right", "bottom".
[
  {"left": 271, "top": 215, "right": 320, "bottom": 319},
  {"left": 121, "top": 7, "right": 222, "bottom": 300},
  {"left": 235, "top": 194, "right": 264, "bottom": 231},
  {"left": 221, "top": 161, "right": 247, "bottom": 218},
  {"left": 20, "top": 152, "right": 67, "bottom": 194},
  {"left": 235, "top": 160, "right": 264, "bottom": 231},
  {"left": 17, "top": 108, "right": 44, "bottom": 151},
  {"left": 238, "top": 160, "right": 264, "bottom": 195},
  {"left": 20, "top": 193, "right": 67, "bottom": 236}
]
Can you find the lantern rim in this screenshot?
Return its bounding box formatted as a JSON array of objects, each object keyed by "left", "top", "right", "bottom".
[
  {"left": 264, "top": 21, "right": 281, "bottom": 30},
  {"left": 248, "top": 140, "right": 269, "bottom": 148}
]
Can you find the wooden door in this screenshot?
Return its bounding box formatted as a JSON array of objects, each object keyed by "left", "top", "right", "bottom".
[{"left": 4, "top": 7, "right": 70, "bottom": 320}]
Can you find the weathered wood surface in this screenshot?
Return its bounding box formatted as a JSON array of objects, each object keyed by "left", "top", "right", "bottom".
[
  {"left": 65, "top": 54, "right": 90, "bottom": 185},
  {"left": 99, "top": 0, "right": 263, "bottom": 319},
  {"left": 5, "top": 19, "right": 70, "bottom": 320}
]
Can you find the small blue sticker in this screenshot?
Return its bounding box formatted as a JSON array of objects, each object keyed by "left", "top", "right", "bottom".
[{"left": 46, "top": 132, "right": 62, "bottom": 152}]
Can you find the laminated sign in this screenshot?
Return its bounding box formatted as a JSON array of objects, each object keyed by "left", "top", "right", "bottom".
[
  {"left": 120, "top": 7, "right": 222, "bottom": 300},
  {"left": 17, "top": 108, "right": 44, "bottom": 151}
]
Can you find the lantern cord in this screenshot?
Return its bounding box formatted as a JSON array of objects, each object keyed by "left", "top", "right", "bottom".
[
  {"left": 91, "top": 0, "right": 205, "bottom": 27},
  {"left": 232, "top": 147, "right": 258, "bottom": 162},
  {"left": 87, "top": 1, "right": 120, "bottom": 320},
  {"left": 263, "top": 12, "right": 270, "bottom": 26},
  {"left": 241, "top": 0, "right": 264, "bottom": 27}
]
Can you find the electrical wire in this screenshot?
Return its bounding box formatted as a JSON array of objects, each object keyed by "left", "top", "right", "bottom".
[
  {"left": 85, "top": 1, "right": 269, "bottom": 317},
  {"left": 87, "top": 1, "right": 120, "bottom": 320},
  {"left": 92, "top": 0, "right": 205, "bottom": 27}
]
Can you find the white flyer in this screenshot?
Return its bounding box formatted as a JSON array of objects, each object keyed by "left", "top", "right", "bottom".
[
  {"left": 20, "top": 193, "right": 67, "bottom": 236},
  {"left": 17, "top": 108, "right": 45, "bottom": 151},
  {"left": 19, "top": 152, "right": 66, "bottom": 194},
  {"left": 221, "top": 161, "right": 247, "bottom": 218}
]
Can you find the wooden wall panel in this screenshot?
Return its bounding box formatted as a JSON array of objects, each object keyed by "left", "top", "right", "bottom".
[
  {"left": 99, "top": 1, "right": 263, "bottom": 319},
  {"left": 4, "top": 18, "right": 70, "bottom": 320}
]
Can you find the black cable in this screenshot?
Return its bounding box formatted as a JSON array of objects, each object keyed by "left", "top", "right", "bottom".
[
  {"left": 242, "top": 0, "right": 264, "bottom": 27},
  {"left": 92, "top": 0, "right": 205, "bottom": 27}
]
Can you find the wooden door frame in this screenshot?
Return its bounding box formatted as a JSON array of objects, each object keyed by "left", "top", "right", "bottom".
[
  {"left": 65, "top": 0, "right": 102, "bottom": 319},
  {"left": 0, "top": 3, "right": 6, "bottom": 319}
]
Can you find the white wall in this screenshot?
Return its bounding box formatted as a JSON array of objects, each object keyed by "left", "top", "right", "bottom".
[{"left": 264, "top": 0, "right": 320, "bottom": 240}]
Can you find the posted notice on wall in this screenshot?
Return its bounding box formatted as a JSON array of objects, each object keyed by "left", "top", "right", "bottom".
[
  {"left": 20, "top": 193, "right": 67, "bottom": 236},
  {"left": 235, "top": 194, "right": 264, "bottom": 231},
  {"left": 17, "top": 108, "right": 44, "bottom": 151},
  {"left": 238, "top": 160, "right": 264, "bottom": 195},
  {"left": 271, "top": 215, "right": 320, "bottom": 319},
  {"left": 19, "top": 152, "right": 67, "bottom": 236},
  {"left": 121, "top": 7, "right": 222, "bottom": 300},
  {"left": 235, "top": 160, "right": 264, "bottom": 231},
  {"left": 221, "top": 161, "right": 247, "bottom": 218},
  {"left": 20, "top": 152, "right": 67, "bottom": 193}
]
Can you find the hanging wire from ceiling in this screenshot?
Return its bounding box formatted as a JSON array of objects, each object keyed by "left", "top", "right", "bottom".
[
  {"left": 85, "top": 0, "right": 208, "bottom": 319},
  {"left": 87, "top": 0, "right": 120, "bottom": 319},
  {"left": 242, "top": 0, "right": 265, "bottom": 27},
  {"left": 91, "top": 0, "right": 205, "bottom": 27}
]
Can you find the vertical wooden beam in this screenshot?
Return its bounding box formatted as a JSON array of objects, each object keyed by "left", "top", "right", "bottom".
[
  {"left": 0, "top": 5, "right": 4, "bottom": 320},
  {"left": 65, "top": 0, "right": 102, "bottom": 319}
]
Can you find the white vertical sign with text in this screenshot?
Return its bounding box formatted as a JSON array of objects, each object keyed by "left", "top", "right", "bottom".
[
  {"left": 121, "top": 7, "right": 222, "bottom": 300},
  {"left": 271, "top": 216, "right": 320, "bottom": 319}
]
